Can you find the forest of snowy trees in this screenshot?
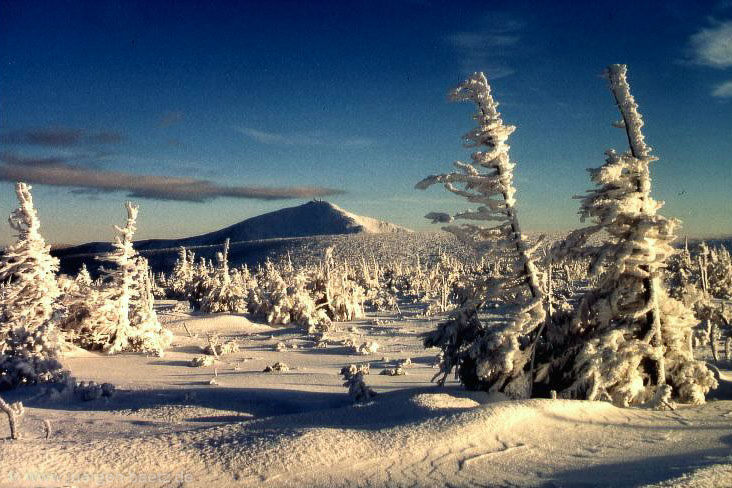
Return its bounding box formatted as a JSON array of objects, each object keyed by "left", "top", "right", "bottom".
[{"left": 1, "top": 65, "right": 729, "bottom": 420}]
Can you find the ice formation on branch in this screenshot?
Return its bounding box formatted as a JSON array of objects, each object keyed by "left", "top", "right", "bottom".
[
  {"left": 544, "top": 65, "right": 716, "bottom": 406},
  {"left": 0, "top": 183, "right": 64, "bottom": 389},
  {"left": 417, "top": 72, "right": 545, "bottom": 396}
]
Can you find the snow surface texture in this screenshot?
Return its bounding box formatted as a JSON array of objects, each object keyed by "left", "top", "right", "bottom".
[{"left": 0, "top": 308, "right": 730, "bottom": 487}]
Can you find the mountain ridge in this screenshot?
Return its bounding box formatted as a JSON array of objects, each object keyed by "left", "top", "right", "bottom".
[{"left": 51, "top": 201, "right": 411, "bottom": 273}]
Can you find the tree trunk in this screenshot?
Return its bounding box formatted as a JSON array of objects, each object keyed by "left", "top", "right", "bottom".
[{"left": 0, "top": 395, "right": 23, "bottom": 440}]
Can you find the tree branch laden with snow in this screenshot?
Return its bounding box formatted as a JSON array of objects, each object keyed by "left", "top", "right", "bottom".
[
  {"left": 0, "top": 183, "right": 64, "bottom": 389},
  {"left": 417, "top": 72, "right": 546, "bottom": 397}
]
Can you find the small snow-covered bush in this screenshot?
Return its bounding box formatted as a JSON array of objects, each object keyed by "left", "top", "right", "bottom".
[
  {"left": 248, "top": 260, "right": 331, "bottom": 333},
  {"left": 75, "top": 381, "right": 115, "bottom": 401},
  {"left": 191, "top": 355, "right": 215, "bottom": 367},
  {"left": 0, "top": 393, "right": 25, "bottom": 439},
  {"left": 353, "top": 341, "right": 379, "bottom": 355},
  {"left": 380, "top": 366, "right": 406, "bottom": 376},
  {"left": 263, "top": 362, "right": 289, "bottom": 373},
  {"left": 341, "top": 363, "right": 376, "bottom": 403},
  {"left": 203, "top": 335, "right": 239, "bottom": 356}
]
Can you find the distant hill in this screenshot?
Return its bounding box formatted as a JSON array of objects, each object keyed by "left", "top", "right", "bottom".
[{"left": 52, "top": 201, "right": 411, "bottom": 275}]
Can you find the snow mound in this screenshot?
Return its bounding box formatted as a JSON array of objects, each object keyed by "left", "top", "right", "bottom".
[
  {"left": 168, "top": 313, "right": 275, "bottom": 334},
  {"left": 1, "top": 396, "right": 623, "bottom": 487},
  {"left": 410, "top": 393, "right": 481, "bottom": 410},
  {"left": 641, "top": 457, "right": 732, "bottom": 488}
]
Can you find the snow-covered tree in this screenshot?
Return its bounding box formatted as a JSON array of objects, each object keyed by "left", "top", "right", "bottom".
[
  {"left": 312, "top": 248, "right": 365, "bottom": 323},
  {"left": 700, "top": 244, "right": 732, "bottom": 300},
  {"left": 0, "top": 183, "right": 64, "bottom": 389},
  {"left": 168, "top": 246, "right": 193, "bottom": 300},
  {"left": 340, "top": 363, "right": 376, "bottom": 403},
  {"left": 63, "top": 202, "right": 171, "bottom": 356},
  {"left": 417, "top": 72, "right": 545, "bottom": 397},
  {"left": 187, "top": 255, "right": 214, "bottom": 308},
  {"left": 200, "top": 239, "right": 248, "bottom": 313},
  {"left": 544, "top": 65, "right": 715, "bottom": 406},
  {"left": 247, "top": 259, "right": 330, "bottom": 332}
]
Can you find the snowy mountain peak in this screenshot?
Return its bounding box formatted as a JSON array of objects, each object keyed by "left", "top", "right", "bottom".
[{"left": 52, "top": 201, "right": 411, "bottom": 270}]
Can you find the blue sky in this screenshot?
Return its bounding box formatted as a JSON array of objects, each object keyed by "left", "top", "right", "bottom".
[{"left": 1, "top": 0, "right": 731, "bottom": 245}]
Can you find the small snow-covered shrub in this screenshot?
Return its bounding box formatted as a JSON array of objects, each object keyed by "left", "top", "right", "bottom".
[
  {"left": 191, "top": 355, "right": 215, "bottom": 367},
  {"left": 263, "top": 362, "right": 289, "bottom": 373},
  {"left": 203, "top": 335, "right": 239, "bottom": 356},
  {"left": 340, "top": 363, "right": 376, "bottom": 403},
  {"left": 353, "top": 341, "right": 379, "bottom": 355},
  {"left": 0, "top": 183, "right": 64, "bottom": 389},
  {"left": 380, "top": 367, "right": 406, "bottom": 376},
  {"left": 75, "top": 381, "right": 115, "bottom": 401},
  {"left": 248, "top": 261, "right": 331, "bottom": 333},
  {"left": 0, "top": 393, "right": 25, "bottom": 439}
]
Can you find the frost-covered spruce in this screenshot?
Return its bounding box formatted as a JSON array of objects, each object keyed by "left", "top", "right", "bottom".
[
  {"left": 699, "top": 244, "right": 732, "bottom": 300},
  {"left": 545, "top": 65, "right": 715, "bottom": 406},
  {"left": 67, "top": 202, "right": 171, "bottom": 356},
  {"left": 665, "top": 240, "right": 704, "bottom": 308},
  {"left": 58, "top": 264, "right": 97, "bottom": 344},
  {"left": 167, "top": 247, "right": 193, "bottom": 300},
  {"left": 187, "top": 255, "right": 214, "bottom": 308},
  {"left": 0, "top": 183, "right": 64, "bottom": 389},
  {"left": 416, "top": 72, "right": 545, "bottom": 397},
  {"left": 248, "top": 260, "right": 294, "bottom": 325},
  {"left": 247, "top": 260, "right": 330, "bottom": 333},
  {"left": 312, "top": 247, "right": 365, "bottom": 322},
  {"left": 289, "top": 271, "right": 331, "bottom": 334},
  {"left": 200, "top": 239, "right": 248, "bottom": 313}
]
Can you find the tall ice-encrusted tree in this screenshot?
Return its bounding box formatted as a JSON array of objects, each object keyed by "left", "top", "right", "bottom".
[
  {"left": 0, "top": 183, "right": 63, "bottom": 389},
  {"left": 545, "top": 64, "right": 716, "bottom": 406},
  {"left": 417, "top": 72, "right": 545, "bottom": 397}
]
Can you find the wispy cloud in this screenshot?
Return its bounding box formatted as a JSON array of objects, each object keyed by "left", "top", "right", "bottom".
[
  {"left": 158, "top": 111, "right": 185, "bottom": 128},
  {"left": 0, "top": 152, "right": 343, "bottom": 202},
  {"left": 712, "top": 79, "right": 732, "bottom": 97},
  {"left": 445, "top": 12, "right": 524, "bottom": 78},
  {"left": 236, "top": 127, "right": 375, "bottom": 147},
  {"left": 0, "top": 127, "right": 123, "bottom": 147},
  {"left": 688, "top": 20, "right": 732, "bottom": 68}
]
